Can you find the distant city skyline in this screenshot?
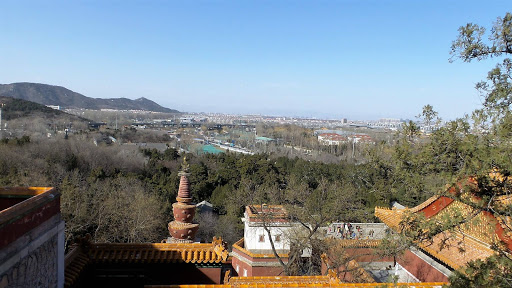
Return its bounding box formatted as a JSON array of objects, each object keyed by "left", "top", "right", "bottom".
[{"left": 2, "top": 1, "right": 510, "bottom": 120}]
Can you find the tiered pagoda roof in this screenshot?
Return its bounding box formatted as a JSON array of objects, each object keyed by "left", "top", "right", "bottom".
[{"left": 375, "top": 191, "right": 512, "bottom": 270}]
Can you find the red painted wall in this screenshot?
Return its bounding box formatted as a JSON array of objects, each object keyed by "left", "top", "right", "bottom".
[
  {"left": 0, "top": 197, "right": 60, "bottom": 249},
  {"left": 232, "top": 248, "right": 286, "bottom": 277},
  {"left": 197, "top": 267, "right": 222, "bottom": 283},
  {"left": 398, "top": 250, "right": 449, "bottom": 282}
]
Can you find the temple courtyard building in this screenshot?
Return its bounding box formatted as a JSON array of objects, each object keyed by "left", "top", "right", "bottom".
[{"left": 2, "top": 169, "right": 510, "bottom": 287}]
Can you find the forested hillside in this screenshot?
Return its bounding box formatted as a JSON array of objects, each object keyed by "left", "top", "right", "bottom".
[
  {"left": 0, "top": 82, "right": 179, "bottom": 113},
  {"left": 0, "top": 96, "right": 66, "bottom": 120}
]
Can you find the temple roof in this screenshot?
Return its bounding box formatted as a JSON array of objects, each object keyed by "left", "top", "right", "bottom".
[
  {"left": 332, "top": 239, "right": 381, "bottom": 249},
  {"left": 245, "top": 205, "right": 289, "bottom": 223},
  {"left": 227, "top": 275, "right": 337, "bottom": 285},
  {"left": 87, "top": 242, "right": 228, "bottom": 264},
  {"left": 145, "top": 281, "right": 448, "bottom": 287},
  {"left": 375, "top": 192, "right": 511, "bottom": 270},
  {"left": 64, "top": 237, "right": 229, "bottom": 288},
  {"left": 147, "top": 268, "right": 444, "bottom": 287}
]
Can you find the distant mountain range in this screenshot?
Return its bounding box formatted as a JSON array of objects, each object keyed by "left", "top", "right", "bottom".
[{"left": 0, "top": 83, "right": 179, "bottom": 113}]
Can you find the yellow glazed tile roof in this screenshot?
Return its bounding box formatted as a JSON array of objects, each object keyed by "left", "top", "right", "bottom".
[
  {"left": 64, "top": 238, "right": 230, "bottom": 287},
  {"left": 375, "top": 198, "right": 501, "bottom": 270},
  {"left": 374, "top": 207, "right": 403, "bottom": 230},
  {"left": 88, "top": 242, "right": 228, "bottom": 264},
  {"left": 419, "top": 231, "right": 494, "bottom": 270},
  {"left": 64, "top": 244, "right": 90, "bottom": 288},
  {"left": 408, "top": 195, "right": 441, "bottom": 213},
  {"left": 344, "top": 260, "right": 377, "bottom": 284},
  {"left": 228, "top": 275, "right": 334, "bottom": 285},
  {"left": 332, "top": 239, "right": 381, "bottom": 249},
  {"left": 246, "top": 205, "right": 289, "bottom": 223},
  {"left": 146, "top": 282, "right": 448, "bottom": 287}
]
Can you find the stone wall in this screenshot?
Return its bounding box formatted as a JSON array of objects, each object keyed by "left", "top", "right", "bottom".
[
  {"left": 0, "top": 235, "right": 58, "bottom": 288},
  {"left": 0, "top": 188, "right": 64, "bottom": 288},
  {"left": 0, "top": 213, "right": 64, "bottom": 288}
]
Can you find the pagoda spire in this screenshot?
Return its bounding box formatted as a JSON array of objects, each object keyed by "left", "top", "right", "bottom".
[{"left": 167, "top": 156, "right": 199, "bottom": 243}]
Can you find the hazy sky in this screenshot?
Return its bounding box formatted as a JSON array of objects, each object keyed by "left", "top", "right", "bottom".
[{"left": 1, "top": 1, "right": 510, "bottom": 120}]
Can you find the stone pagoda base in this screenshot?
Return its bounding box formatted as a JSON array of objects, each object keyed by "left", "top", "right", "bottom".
[{"left": 168, "top": 221, "right": 199, "bottom": 242}]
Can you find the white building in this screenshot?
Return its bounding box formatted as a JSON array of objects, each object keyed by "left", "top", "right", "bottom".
[
  {"left": 317, "top": 133, "right": 348, "bottom": 146},
  {"left": 241, "top": 205, "right": 298, "bottom": 253},
  {"left": 46, "top": 105, "right": 61, "bottom": 110}
]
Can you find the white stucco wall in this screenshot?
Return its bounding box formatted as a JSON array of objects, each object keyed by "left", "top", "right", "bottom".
[
  {"left": 244, "top": 223, "right": 291, "bottom": 251},
  {"left": 242, "top": 211, "right": 299, "bottom": 252}
]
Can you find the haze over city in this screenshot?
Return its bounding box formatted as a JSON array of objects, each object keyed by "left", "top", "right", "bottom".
[{"left": 2, "top": 0, "right": 510, "bottom": 120}]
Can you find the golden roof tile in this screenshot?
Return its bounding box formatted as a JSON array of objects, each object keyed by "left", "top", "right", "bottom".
[
  {"left": 227, "top": 275, "right": 333, "bottom": 285},
  {"left": 246, "top": 205, "right": 289, "bottom": 223},
  {"left": 419, "top": 231, "right": 495, "bottom": 270},
  {"left": 344, "top": 260, "right": 376, "bottom": 283},
  {"left": 374, "top": 207, "right": 403, "bottom": 230},
  {"left": 408, "top": 195, "right": 441, "bottom": 213},
  {"left": 64, "top": 244, "right": 90, "bottom": 288},
  {"left": 375, "top": 195, "right": 507, "bottom": 271},
  {"left": 64, "top": 238, "right": 230, "bottom": 286},
  {"left": 146, "top": 282, "right": 448, "bottom": 287},
  {"left": 495, "top": 194, "right": 512, "bottom": 206},
  {"left": 85, "top": 241, "right": 228, "bottom": 264},
  {"left": 327, "top": 239, "right": 381, "bottom": 249}
]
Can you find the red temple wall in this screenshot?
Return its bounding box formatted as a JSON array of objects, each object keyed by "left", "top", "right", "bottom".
[
  {"left": 398, "top": 250, "right": 449, "bottom": 282},
  {"left": 231, "top": 248, "right": 286, "bottom": 277},
  {"left": 0, "top": 197, "right": 60, "bottom": 249},
  {"left": 197, "top": 267, "right": 222, "bottom": 284}
]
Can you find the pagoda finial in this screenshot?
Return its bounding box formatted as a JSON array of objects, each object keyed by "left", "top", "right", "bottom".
[{"left": 179, "top": 156, "right": 190, "bottom": 176}]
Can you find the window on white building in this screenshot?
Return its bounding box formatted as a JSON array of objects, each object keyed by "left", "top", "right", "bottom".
[
  {"left": 275, "top": 234, "right": 281, "bottom": 242},
  {"left": 258, "top": 235, "right": 265, "bottom": 242}
]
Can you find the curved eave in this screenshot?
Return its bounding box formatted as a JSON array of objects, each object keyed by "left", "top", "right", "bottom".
[
  {"left": 89, "top": 244, "right": 228, "bottom": 264},
  {"left": 374, "top": 207, "right": 402, "bottom": 231}
]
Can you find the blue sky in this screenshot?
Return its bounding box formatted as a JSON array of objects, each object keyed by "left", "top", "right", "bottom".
[{"left": 1, "top": 1, "right": 510, "bottom": 120}]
